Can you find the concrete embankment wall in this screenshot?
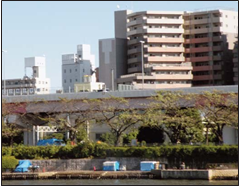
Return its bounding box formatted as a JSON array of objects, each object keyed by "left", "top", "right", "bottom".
[
  {"left": 151, "top": 169, "right": 238, "bottom": 180},
  {"left": 30, "top": 157, "right": 168, "bottom": 172}
]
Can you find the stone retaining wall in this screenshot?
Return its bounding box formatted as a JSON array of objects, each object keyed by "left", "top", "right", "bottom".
[{"left": 31, "top": 157, "right": 168, "bottom": 172}]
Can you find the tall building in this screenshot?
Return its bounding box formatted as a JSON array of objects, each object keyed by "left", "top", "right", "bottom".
[
  {"left": 62, "top": 44, "right": 96, "bottom": 93},
  {"left": 183, "top": 9, "right": 238, "bottom": 86},
  {"left": 233, "top": 38, "right": 238, "bottom": 85},
  {"left": 2, "top": 56, "right": 51, "bottom": 96},
  {"left": 117, "top": 11, "right": 193, "bottom": 89},
  {"left": 99, "top": 9, "right": 238, "bottom": 90},
  {"left": 99, "top": 38, "right": 128, "bottom": 90},
  {"left": 98, "top": 10, "right": 130, "bottom": 91}
]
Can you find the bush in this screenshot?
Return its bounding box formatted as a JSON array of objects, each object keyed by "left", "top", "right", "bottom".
[
  {"left": 3, "top": 145, "right": 238, "bottom": 166},
  {"left": 2, "top": 147, "right": 12, "bottom": 156},
  {"left": 2, "top": 156, "right": 19, "bottom": 170}
]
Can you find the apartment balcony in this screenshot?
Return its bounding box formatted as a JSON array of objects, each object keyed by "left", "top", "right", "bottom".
[
  {"left": 147, "top": 47, "right": 184, "bottom": 53},
  {"left": 212, "top": 36, "right": 222, "bottom": 42},
  {"left": 213, "top": 65, "right": 222, "bottom": 70},
  {"left": 147, "top": 56, "right": 185, "bottom": 62},
  {"left": 145, "top": 19, "right": 184, "bottom": 24},
  {"left": 233, "top": 67, "right": 238, "bottom": 72},
  {"left": 212, "top": 46, "right": 223, "bottom": 51},
  {"left": 213, "top": 56, "right": 222, "bottom": 61},
  {"left": 184, "top": 17, "right": 222, "bottom": 25},
  {"left": 127, "top": 28, "right": 145, "bottom": 36},
  {"left": 136, "top": 74, "right": 193, "bottom": 80},
  {"left": 185, "top": 47, "right": 211, "bottom": 53},
  {"left": 127, "top": 19, "right": 144, "bottom": 27},
  {"left": 145, "top": 28, "right": 184, "bottom": 34},
  {"left": 5, "top": 83, "right": 34, "bottom": 88},
  {"left": 193, "top": 66, "right": 211, "bottom": 71},
  {"left": 193, "top": 75, "right": 214, "bottom": 81},
  {"left": 184, "top": 27, "right": 222, "bottom": 34},
  {"left": 128, "top": 56, "right": 142, "bottom": 64},
  {"left": 128, "top": 38, "right": 145, "bottom": 45},
  {"left": 147, "top": 38, "right": 184, "bottom": 43},
  {"left": 128, "top": 67, "right": 142, "bottom": 73},
  {"left": 214, "top": 74, "right": 222, "bottom": 80},
  {"left": 186, "top": 56, "right": 212, "bottom": 62},
  {"left": 128, "top": 47, "right": 142, "bottom": 55},
  {"left": 193, "top": 65, "right": 222, "bottom": 72},
  {"left": 233, "top": 57, "right": 238, "bottom": 63},
  {"left": 184, "top": 37, "right": 211, "bottom": 44},
  {"left": 151, "top": 65, "right": 192, "bottom": 71}
]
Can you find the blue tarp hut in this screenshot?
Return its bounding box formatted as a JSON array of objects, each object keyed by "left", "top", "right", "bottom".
[
  {"left": 37, "top": 138, "right": 65, "bottom": 146},
  {"left": 103, "top": 161, "right": 120, "bottom": 171},
  {"left": 140, "top": 161, "right": 158, "bottom": 171},
  {"left": 14, "top": 160, "right": 32, "bottom": 172}
]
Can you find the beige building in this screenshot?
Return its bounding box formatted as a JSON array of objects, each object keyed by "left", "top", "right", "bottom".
[
  {"left": 115, "top": 9, "right": 238, "bottom": 89},
  {"left": 183, "top": 9, "right": 238, "bottom": 86},
  {"left": 117, "top": 11, "right": 193, "bottom": 89}
]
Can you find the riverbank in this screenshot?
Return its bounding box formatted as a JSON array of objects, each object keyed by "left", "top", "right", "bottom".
[{"left": 2, "top": 169, "right": 238, "bottom": 180}]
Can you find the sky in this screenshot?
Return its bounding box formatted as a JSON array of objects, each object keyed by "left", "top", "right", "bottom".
[{"left": 2, "top": 1, "right": 238, "bottom": 92}]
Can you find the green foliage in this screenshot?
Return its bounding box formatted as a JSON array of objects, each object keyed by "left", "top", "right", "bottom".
[
  {"left": 2, "top": 144, "right": 238, "bottom": 168},
  {"left": 100, "top": 132, "right": 117, "bottom": 146},
  {"left": 94, "top": 142, "right": 109, "bottom": 158},
  {"left": 2, "top": 156, "right": 19, "bottom": 170},
  {"left": 2, "top": 147, "right": 12, "bottom": 156},
  {"left": 43, "top": 133, "right": 64, "bottom": 140},
  {"left": 123, "top": 130, "right": 139, "bottom": 144}
]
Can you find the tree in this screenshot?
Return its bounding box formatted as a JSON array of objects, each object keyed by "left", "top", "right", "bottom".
[
  {"left": 144, "top": 91, "right": 204, "bottom": 144},
  {"left": 94, "top": 97, "right": 142, "bottom": 146},
  {"left": 2, "top": 100, "right": 25, "bottom": 147},
  {"left": 194, "top": 90, "right": 238, "bottom": 144},
  {"left": 41, "top": 98, "right": 95, "bottom": 143}
]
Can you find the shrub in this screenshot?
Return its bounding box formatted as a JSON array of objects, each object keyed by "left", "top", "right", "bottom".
[
  {"left": 2, "top": 147, "right": 12, "bottom": 156},
  {"left": 2, "top": 156, "right": 19, "bottom": 170}
]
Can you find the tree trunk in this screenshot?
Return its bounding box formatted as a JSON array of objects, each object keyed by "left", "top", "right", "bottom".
[
  {"left": 10, "top": 136, "right": 14, "bottom": 148},
  {"left": 115, "top": 132, "right": 122, "bottom": 146},
  {"left": 206, "top": 126, "right": 209, "bottom": 145}
]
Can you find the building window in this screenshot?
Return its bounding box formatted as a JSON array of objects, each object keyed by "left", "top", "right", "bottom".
[
  {"left": 64, "top": 79, "right": 66, "bottom": 83},
  {"left": 75, "top": 79, "right": 78, "bottom": 82},
  {"left": 75, "top": 69, "right": 77, "bottom": 72},
  {"left": 46, "top": 82, "right": 48, "bottom": 84},
  {"left": 64, "top": 69, "right": 66, "bottom": 73},
  {"left": 37, "top": 88, "right": 41, "bottom": 92},
  {"left": 70, "top": 69, "right": 72, "bottom": 73},
  {"left": 83, "top": 69, "right": 85, "bottom": 73},
  {"left": 70, "top": 79, "right": 72, "bottom": 83},
  {"left": 39, "top": 81, "right": 41, "bottom": 84},
  {"left": 34, "top": 70, "right": 37, "bottom": 73},
  {"left": 95, "top": 133, "right": 103, "bottom": 141}
]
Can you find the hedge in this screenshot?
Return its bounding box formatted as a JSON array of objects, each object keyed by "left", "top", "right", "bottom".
[
  {"left": 2, "top": 144, "right": 238, "bottom": 167},
  {"left": 2, "top": 156, "right": 19, "bottom": 170}
]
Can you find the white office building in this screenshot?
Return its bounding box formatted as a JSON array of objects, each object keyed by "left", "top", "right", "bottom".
[
  {"left": 2, "top": 56, "right": 50, "bottom": 96},
  {"left": 62, "top": 44, "right": 96, "bottom": 93}
]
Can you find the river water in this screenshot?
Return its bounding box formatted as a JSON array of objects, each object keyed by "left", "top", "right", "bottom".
[{"left": 2, "top": 179, "right": 238, "bottom": 185}]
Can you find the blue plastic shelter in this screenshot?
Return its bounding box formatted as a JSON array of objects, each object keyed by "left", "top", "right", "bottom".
[
  {"left": 14, "top": 160, "right": 32, "bottom": 172},
  {"left": 103, "top": 161, "right": 120, "bottom": 171}
]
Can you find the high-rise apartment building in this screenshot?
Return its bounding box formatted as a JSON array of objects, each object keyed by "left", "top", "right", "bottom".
[
  {"left": 183, "top": 9, "right": 238, "bottom": 86},
  {"left": 62, "top": 44, "right": 96, "bottom": 93},
  {"left": 233, "top": 39, "right": 238, "bottom": 85},
  {"left": 2, "top": 57, "right": 51, "bottom": 95},
  {"left": 99, "top": 9, "right": 238, "bottom": 90},
  {"left": 117, "top": 11, "right": 193, "bottom": 89}
]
